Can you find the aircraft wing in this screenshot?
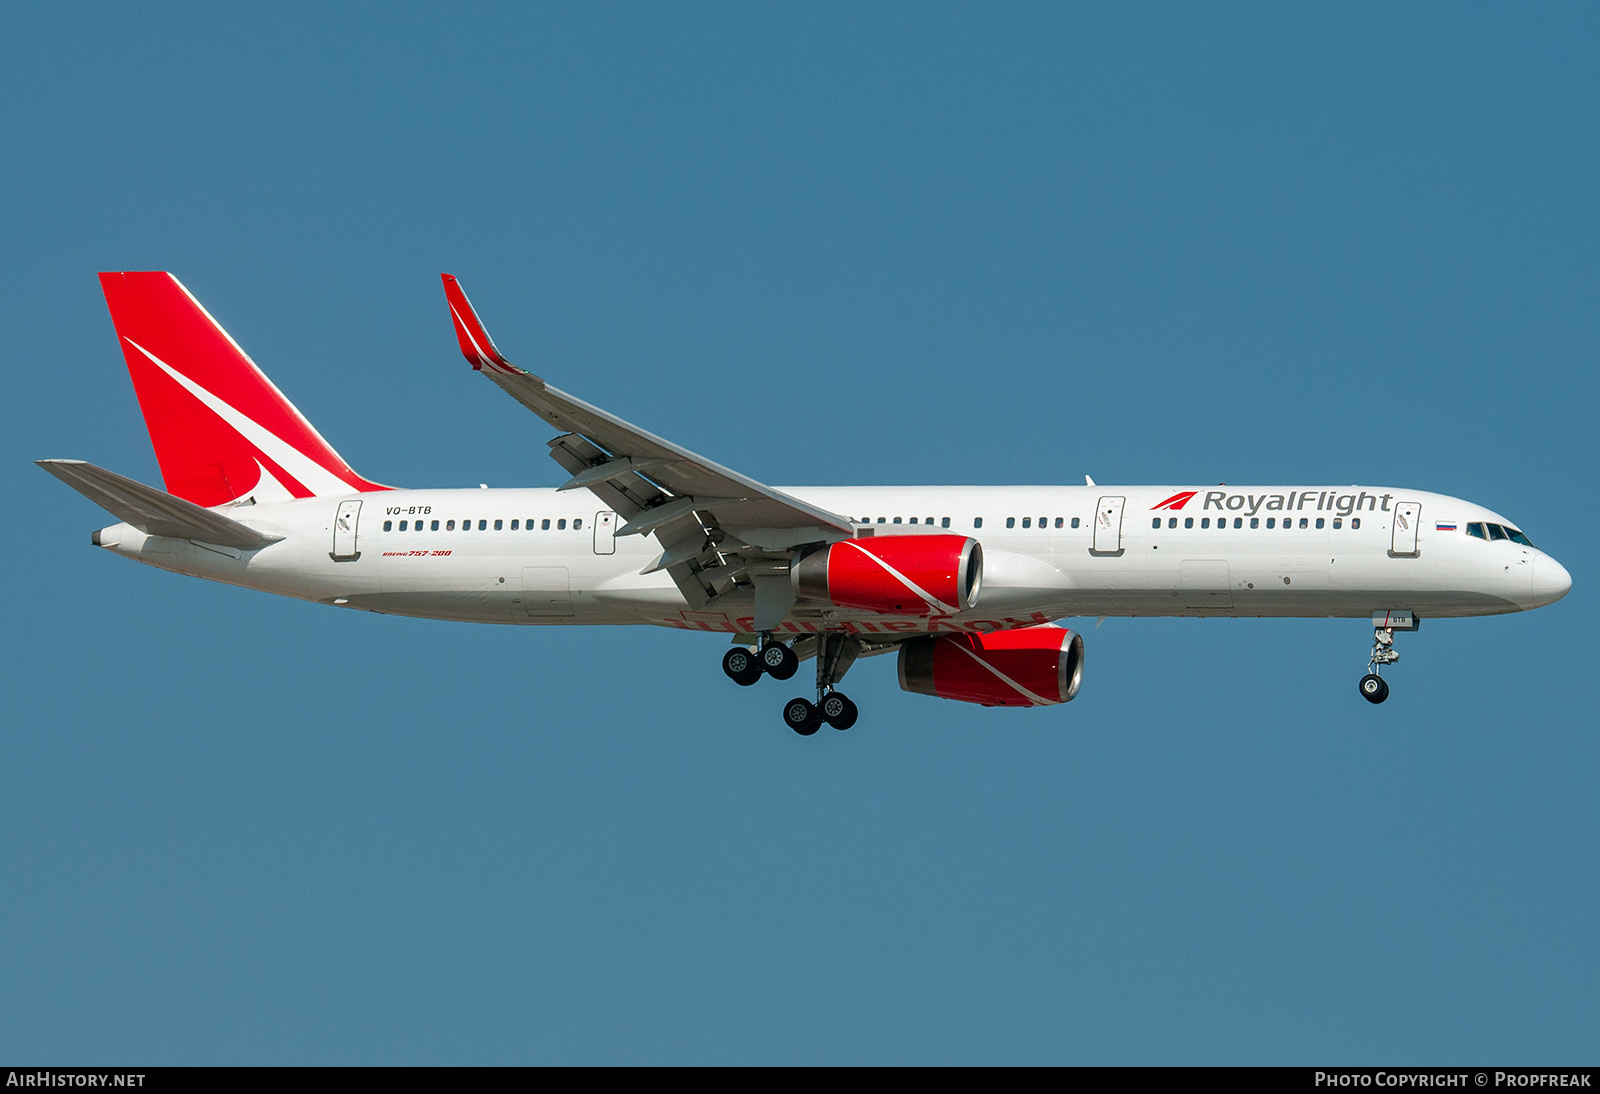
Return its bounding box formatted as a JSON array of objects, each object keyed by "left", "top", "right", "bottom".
[{"left": 441, "top": 275, "right": 855, "bottom": 611}]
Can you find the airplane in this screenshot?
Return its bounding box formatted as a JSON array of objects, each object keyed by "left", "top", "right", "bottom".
[{"left": 38, "top": 272, "right": 1572, "bottom": 734}]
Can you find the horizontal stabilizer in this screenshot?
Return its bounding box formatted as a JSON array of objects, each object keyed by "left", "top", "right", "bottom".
[{"left": 36, "top": 459, "right": 283, "bottom": 549}]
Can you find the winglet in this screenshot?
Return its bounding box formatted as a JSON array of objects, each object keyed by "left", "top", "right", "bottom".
[{"left": 441, "top": 274, "right": 535, "bottom": 380}]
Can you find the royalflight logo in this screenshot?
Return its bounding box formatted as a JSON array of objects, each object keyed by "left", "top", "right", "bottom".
[{"left": 1150, "top": 491, "right": 1198, "bottom": 511}]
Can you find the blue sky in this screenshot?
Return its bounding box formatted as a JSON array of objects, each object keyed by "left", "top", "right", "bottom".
[{"left": 3, "top": 3, "right": 1595, "bottom": 1064}]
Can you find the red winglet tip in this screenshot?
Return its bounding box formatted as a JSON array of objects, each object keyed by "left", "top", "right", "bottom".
[{"left": 440, "top": 273, "right": 513, "bottom": 373}]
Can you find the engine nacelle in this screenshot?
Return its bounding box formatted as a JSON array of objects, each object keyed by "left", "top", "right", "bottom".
[
  {"left": 792, "top": 534, "right": 982, "bottom": 615},
  {"left": 897, "top": 625, "right": 1084, "bottom": 707}
]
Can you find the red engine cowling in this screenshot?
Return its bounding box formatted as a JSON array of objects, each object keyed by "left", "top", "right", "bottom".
[
  {"left": 897, "top": 625, "right": 1084, "bottom": 707},
  {"left": 792, "top": 534, "right": 982, "bottom": 615}
]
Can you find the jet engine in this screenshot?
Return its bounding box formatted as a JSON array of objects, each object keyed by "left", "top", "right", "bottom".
[
  {"left": 897, "top": 625, "right": 1083, "bottom": 707},
  {"left": 792, "top": 534, "right": 982, "bottom": 615}
]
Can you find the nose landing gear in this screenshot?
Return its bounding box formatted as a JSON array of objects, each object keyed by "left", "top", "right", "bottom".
[{"left": 1358, "top": 615, "right": 1413, "bottom": 704}]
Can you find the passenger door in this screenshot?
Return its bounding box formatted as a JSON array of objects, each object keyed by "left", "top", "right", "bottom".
[
  {"left": 1390, "top": 501, "right": 1421, "bottom": 557},
  {"left": 330, "top": 500, "right": 362, "bottom": 561},
  {"left": 593, "top": 510, "right": 617, "bottom": 555},
  {"left": 1092, "top": 496, "right": 1125, "bottom": 555}
]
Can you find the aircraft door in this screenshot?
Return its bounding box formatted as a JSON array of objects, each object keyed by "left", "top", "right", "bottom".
[
  {"left": 330, "top": 500, "right": 362, "bottom": 561},
  {"left": 1092, "top": 496, "right": 1125, "bottom": 555},
  {"left": 593, "top": 510, "right": 617, "bottom": 555},
  {"left": 1391, "top": 501, "right": 1421, "bottom": 557}
]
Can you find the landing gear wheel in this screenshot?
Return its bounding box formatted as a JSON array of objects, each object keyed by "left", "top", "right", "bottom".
[
  {"left": 783, "top": 697, "right": 821, "bottom": 735},
  {"left": 762, "top": 642, "right": 799, "bottom": 681},
  {"left": 1359, "top": 674, "right": 1390, "bottom": 704},
  {"left": 819, "top": 692, "right": 858, "bottom": 730},
  {"left": 722, "top": 647, "right": 762, "bottom": 687}
]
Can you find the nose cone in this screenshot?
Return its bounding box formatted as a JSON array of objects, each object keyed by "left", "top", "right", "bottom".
[{"left": 1531, "top": 554, "right": 1572, "bottom": 607}]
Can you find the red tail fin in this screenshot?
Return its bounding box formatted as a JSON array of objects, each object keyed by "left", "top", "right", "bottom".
[{"left": 99, "top": 272, "right": 388, "bottom": 506}]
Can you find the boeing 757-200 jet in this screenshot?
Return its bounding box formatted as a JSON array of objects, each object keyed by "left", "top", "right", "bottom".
[{"left": 38, "top": 273, "right": 1572, "bottom": 734}]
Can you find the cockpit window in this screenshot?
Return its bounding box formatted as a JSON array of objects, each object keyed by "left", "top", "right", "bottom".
[{"left": 1468, "top": 522, "right": 1536, "bottom": 547}]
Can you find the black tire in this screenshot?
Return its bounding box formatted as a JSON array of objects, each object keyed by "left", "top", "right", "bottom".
[
  {"left": 722, "top": 647, "right": 762, "bottom": 687},
  {"left": 762, "top": 642, "right": 799, "bottom": 681},
  {"left": 820, "top": 692, "right": 858, "bottom": 731},
  {"left": 783, "top": 697, "right": 821, "bottom": 735},
  {"left": 1359, "top": 673, "right": 1390, "bottom": 704}
]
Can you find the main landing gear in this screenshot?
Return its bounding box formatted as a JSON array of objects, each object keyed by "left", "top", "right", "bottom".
[
  {"left": 724, "top": 633, "right": 861, "bottom": 735},
  {"left": 1358, "top": 623, "right": 1402, "bottom": 704},
  {"left": 721, "top": 640, "right": 796, "bottom": 686}
]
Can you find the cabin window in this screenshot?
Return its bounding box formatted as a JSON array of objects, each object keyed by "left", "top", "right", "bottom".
[
  {"left": 1023, "top": 517, "right": 1032, "bottom": 528},
  {"left": 893, "top": 517, "right": 902, "bottom": 524},
  {"left": 927, "top": 517, "right": 936, "bottom": 525},
  {"left": 431, "top": 520, "right": 440, "bottom": 531},
  {"left": 1055, "top": 517, "right": 1063, "bottom": 529},
  {"left": 446, "top": 520, "right": 455, "bottom": 530},
  {"left": 974, "top": 517, "right": 983, "bottom": 529},
  {"left": 1167, "top": 517, "right": 1177, "bottom": 529},
  {"left": 1201, "top": 518, "right": 1210, "bottom": 529},
  {"left": 574, "top": 518, "right": 583, "bottom": 530},
  {"left": 1352, "top": 518, "right": 1361, "bottom": 529},
  {"left": 396, "top": 520, "right": 406, "bottom": 531},
  {"left": 909, "top": 517, "right": 918, "bottom": 525},
  {"left": 1332, "top": 518, "right": 1341, "bottom": 529},
  {"left": 494, "top": 519, "right": 503, "bottom": 530},
  {"left": 1071, "top": 517, "right": 1080, "bottom": 529},
  {"left": 510, "top": 520, "right": 519, "bottom": 530},
  {"left": 1250, "top": 518, "right": 1258, "bottom": 529},
  {"left": 1299, "top": 518, "right": 1309, "bottom": 529},
  {"left": 942, "top": 517, "right": 951, "bottom": 529},
  {"left": 1316, "top": 518, "right": 1325, "bottom": 529},
  {"left": 1007, "top": 517, "right": 1016, "bottom": 529},
  {"left": 558, "top": 519, "right": 567, "bottom": 530},
  {"left": 1185, "top": 517, "right": 1194, "bottom": 529}
]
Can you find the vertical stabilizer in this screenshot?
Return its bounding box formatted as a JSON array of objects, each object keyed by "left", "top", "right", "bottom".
[{"left": 98, "top": 272, "right": 388, "bottom": 506}]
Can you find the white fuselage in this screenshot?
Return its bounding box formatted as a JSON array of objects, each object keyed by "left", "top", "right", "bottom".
[{"left": 91, "top": 484, "right": 1570, "bottom": 636}]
